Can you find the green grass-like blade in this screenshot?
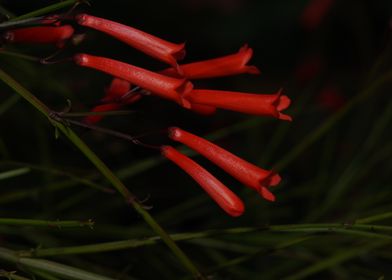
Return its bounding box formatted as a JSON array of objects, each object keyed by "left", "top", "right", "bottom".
[
  {"left": 0, "top": 218, "right": 94, "bottom": 228},
  {"left": 10, "top": 0, "right": 79, "bottom": 21},
  {"left": 0, "top": 167, "right": 30, "bottom": 180},
  {"left": 0, "top": 248, "right": 115, "bottom": 280},
  {"left": 0, "top": 67, "right": 204, "bottom": 279}
]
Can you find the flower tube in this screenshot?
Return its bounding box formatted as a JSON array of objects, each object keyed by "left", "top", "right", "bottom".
[
  {"left": 168, "top": 127, "right": 281, "bottom": 201},
  {"left": 161, "top": 145, "right": 245, "bottom": 216},
  {"left": 76, "top": 14, "right": 185, "bottom": 68},
  {"left": 161, "top": 44, "right": 260, "bottom": 79},
  {"left": 74, "top": 54, "right": 193, "bottom": 108},
  {"left": 3, "top": 25, "right": 74, "bottom": 47},
  {"left": 185, "top": 88, "right": 291, "bottom": 121}
]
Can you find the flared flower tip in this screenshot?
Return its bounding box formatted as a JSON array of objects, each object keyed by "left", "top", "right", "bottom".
[
  {"left": 259, "top": 187, "right": 276, "bottom": 202},
  {"left": 260, "top": 172, "right": 281, "bottom": 187},
  {"left": 257, "top": 171, "right": 280, "bottom": 201},
  {"left": 176, "top": 79, "right": 193, "bottom": 109},
  {"left": 274, "top": 89, "right": 292, "bottom": 121},
  {"left": 172, "top": 42, "right": 186, "bottom": 61},
  {"left": 238, "top": 44, "right": 261, "bottom": 75}
]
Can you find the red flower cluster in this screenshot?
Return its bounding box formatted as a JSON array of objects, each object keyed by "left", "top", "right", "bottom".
[
  {"left": 3, "top": 13, "right": 292, "bottom": 216},
  {"left": 71, "top": 14, "right": 292, "bottom": 215}
]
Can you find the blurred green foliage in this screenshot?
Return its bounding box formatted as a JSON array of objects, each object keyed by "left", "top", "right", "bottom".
[{"left": 0, "top": 0, "right": 391, "bottom": 279}]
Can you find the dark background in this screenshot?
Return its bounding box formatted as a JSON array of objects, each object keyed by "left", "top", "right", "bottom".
[{"left": 0, "top": 0, "right": 391, "bottom": 279}]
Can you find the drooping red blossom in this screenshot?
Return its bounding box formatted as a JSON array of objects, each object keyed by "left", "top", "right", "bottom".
[
  {"left": 300, "top": 0, "right": 335, "bottom": 31},
  {"left": 184, "top": 88, "right": 292, "bottom": 121},
  {"left": 294, "top": 54, "right": 325, "bottom": 86},
  {"left": 168, "top": 127, "right": 281, "bottom": 201},
  {"left": 317, "top": 84, "right": 346, "bottom": 111},
  {"left": 76, "top": 14, "right": 185, "bottom": 68},
  {"left": 3, "top": 25, "right": 74, "bottom": 47},
  {"left": 161, "top": 145, "right": 245, "bottom": 216},
  {"left": 73, "top": 54, "right": 193, "bottom": 108},
  {"left": 161, "top": 44, "right": 260, "bottom": 79},
  {"left": 84, "top": 103, "right": 122, "bottom": 124}
]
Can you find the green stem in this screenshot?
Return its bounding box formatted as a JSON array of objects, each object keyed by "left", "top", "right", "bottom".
[
  {"left": 357, "top": 212, "right": 392, "bottom": 224},
  {"left": 283, "top": 240, "right": 390, "bottom": 280},
  {"left": 0, "top": 50, "right": 40, "bottom": 62},
  {"left": 10, "top": 0, "right": 79, "bottom": 21},
  {"left": 20, "top": 223, "right": 392, "bottom": 257},
  {"left": 0, "top": 68, "right": 203, "bottom": 279},
  {"left": 0, "top": 218, "right": 94, "bottom": 228},
  {"left": 0, "top": 160, "right": 112, "bottom": 192},
  {"left": 0, "top": 248, "right": 114, "bottom": 280},
  {"left": 274, "top": 70, "right": 392, "bottom": 171},
  {"left": 0, "top": 167, "right": 30, "bottom": 180},
  {"left": 0, "top": 270, "right": 31, "bottom": 280}
]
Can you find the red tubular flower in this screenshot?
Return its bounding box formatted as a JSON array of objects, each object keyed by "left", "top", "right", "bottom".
[
  {"left": 184, "top": 88, "right": 292, "bottom": 121},
  {"left": 3, "top": 25, "right": 74, "bottom": 46},
  {"left": 76, "top": 14, "right": 185, "bottom": 68},
  {"left": 100, "top": 78, "right": 141, "bottom": 104},
  {"left": 161, "top": 145, "right": 245, "bottom": 216},
  {"left": 73, "top": 54, "right": 193, "bottom": 108},
  {"left": 168, "top": 127, "right": 280, "bottom": 201},
  {"left": 300, "top": 0, "right": 335, "bottom": 31},
  {"left": 161, "top": 44, "right": 260, "bottom": 79},
  {"left": 84, "top": 78, "right": 141, "bottom": 124},
  {"left": 84, "top": 103, "right": 122, "bottom": 124}
]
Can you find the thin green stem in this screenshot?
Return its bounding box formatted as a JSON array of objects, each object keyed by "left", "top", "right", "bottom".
[
  {"left": 0, "top": 167, "right": 30, "bottom": 180},
  {"left": 357, "top": 212, "right": 392, "bottom": 224},
  {"left": 19, "top": 223, "right": 392, "bottom": 257},
  {"left": 283, "top": 241, "right": 390, "bottom": 280},
  {"left": 0, "top": 50, "right": 40, "bottom": 62},
  {"left": 0, "top": 248, "right": 115, "bottom": 280},
  {"left": 0, "top": 270, "right": 31, "bottom": 280},
  {"left": 0, "top": 218, "right": 94, "bottom": 228},
  {"left": 274, "top": 70, "right": 392, "bottom": 171},
  {"left": 0, "top": 160, "right": 112, "bottom": 193},
  {"left": 9, "top": 0, "right": 79, "bottom": 21},
  {"left": 0, "top": 68, "right": 204, "bottom": 279},
  {"left": 0, "top": 94, "right": 21, "bottom": 116}
]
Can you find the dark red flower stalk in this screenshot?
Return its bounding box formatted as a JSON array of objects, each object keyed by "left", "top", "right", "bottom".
[
  {"left": 84, "top": 103, "right": 122, "bottom": 124},
  {"left": 184, "top": 88, "right": 292, "bottom": 121},
  {"left": 300, "top": 0, "right": 335, "bottom": 31},
  {"left": 84, "top": 78, "right": 141, "bottom": 124},
  {"left": 161, "top": 145, "right": 245, "bottom": 216},
  {"left": 74, "top": 54, "right": 193, "bottom": 108},
  {"left": 3, "top": 25, "right": 74, "bottom": 47},
  {"left": 168, "top": 127, "right": 280, "bottom": 201},
  {"left": 76, "top": 14, "right": 185, "bottom": 68},
  {"left": 161, "top": 44, "right": 260, "bottom": 79}
]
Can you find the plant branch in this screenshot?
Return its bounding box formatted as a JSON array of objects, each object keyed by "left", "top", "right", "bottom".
[{"left": 0, "top": 68, "right": 204, "bottom": 279}]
